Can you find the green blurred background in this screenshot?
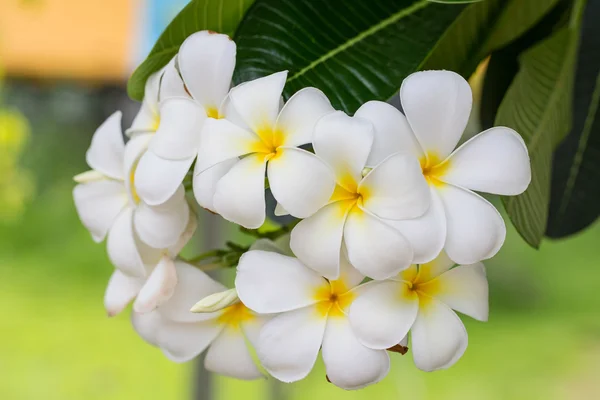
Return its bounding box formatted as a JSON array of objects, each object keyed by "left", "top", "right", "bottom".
[{"left": 1, "top": 1, "right": 599, "bottom": 399}]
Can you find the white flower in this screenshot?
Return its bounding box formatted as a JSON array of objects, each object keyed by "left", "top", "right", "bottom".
[
  {"left": 235, "top": 250, "right": 390, "bottom": 390},
  {"left": 134, "top": 31, "right": 237, "bottom": 206},
  {"left": 195, "top": 71, "right": 336, "bottom": 228},
  {"left": 132, "top": 262, "right": 269, "bottom": 380},
  {"left": 73, "top": 112, "right": 191, "bottom": 279},
  {"left": 104, "top": 213, "right": 197, "bottom": 316},
  {"left": 355, "top": 70, "right": 531, "bottom": 264},
  {"left": 348, "top": 251, "right": 488, "bottom": 372},
  {"left": 290, "top": 111, "right": 430, "bottom": 280}
]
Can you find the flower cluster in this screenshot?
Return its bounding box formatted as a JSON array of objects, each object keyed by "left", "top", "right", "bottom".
[{"left": 73, "top": 31, "right": 531, "bottom": 390}]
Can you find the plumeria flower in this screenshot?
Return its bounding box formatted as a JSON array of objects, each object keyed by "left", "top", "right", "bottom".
[
  {"left": 348, "top": 251, "right": 488, "bottom": 372},
  {"left": 73, "top": 112, "right": 191, "bottom": 279},
  {"left": 104, "top": 214, "right": 197, "bottom": 315},
  {"left": 131, "top": 261, "right": 269, "bottom": 380},
  {"left": 194, "top": 71, "right": 336, "bottom": 228},
  {"left": 354, "top": 70, "right": 531, "bottom": 264},
  {"left": 134, "top": 31, "right": 237, "bottom": 206},
  {"left": 235, "top": 250, "right": 390, "bottom": 390},
  {"left": 290, "top": 111, "right": 430, "bottom": 280}
]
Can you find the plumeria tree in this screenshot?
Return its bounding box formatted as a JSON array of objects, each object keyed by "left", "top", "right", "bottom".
[{"left": 73, "top": 0, "right": 599, "bottom": 391}]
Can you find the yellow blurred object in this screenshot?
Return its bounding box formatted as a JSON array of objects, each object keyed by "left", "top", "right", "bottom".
[
  {"left": 0, "top": 108, "right": 34, "bottom": 222},
  {"left": 0, "top": 0, "right": 139, "bottom": 82}
]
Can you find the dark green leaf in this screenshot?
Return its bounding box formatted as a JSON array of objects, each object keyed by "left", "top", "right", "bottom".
[
  {"left": 496, "top": 25, "right": 578, "bottom": 247},
  {"left": 547, "top": 0, "right": 600, "bottom": 238},
  {"left": 234, "top": 0, "right": 466, "bottom": 114},
  {"left": 422, "top": 0, "right": 562, "bottom": 78},
  {"left": 480, "top": 0, "right": 572, "bottom": 130},
  {"left": 127, "top": 0, "right": 255, "bottom": 101}
]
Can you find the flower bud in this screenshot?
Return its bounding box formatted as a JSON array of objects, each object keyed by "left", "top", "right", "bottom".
[{"left": 191, "top": 288, "right": 239, "bottom": 313}]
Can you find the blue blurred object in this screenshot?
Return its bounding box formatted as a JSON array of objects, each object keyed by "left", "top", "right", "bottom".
[{"left": 137, "top": 0, "right": 190, "bottom": 62}]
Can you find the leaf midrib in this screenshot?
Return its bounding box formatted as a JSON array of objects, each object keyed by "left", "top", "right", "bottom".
[{"left": 286, "top": 0, "right": 430, "bottom": 84}]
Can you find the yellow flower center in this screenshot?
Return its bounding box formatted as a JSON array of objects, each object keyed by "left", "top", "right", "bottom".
[
  {"left": 151, "top": 112, "right": 160, "bottom": 132},
  {"left": 250, "top": 123, "right": 285, "bottom": 161},
  {"left": 206, "top": 106, "right": 221, "bottom": 119},
  {"left": 400, "top": 264, "right": 443, "bottom": 309},
  {"left": 420, "top": 152, "right": 450, "bottom": 187},
  {"left": 313, "top": 279, "right": 356, "bottom": 318},
  {"left": 216, "top": 302, "right": 255, "bottom": 328}
]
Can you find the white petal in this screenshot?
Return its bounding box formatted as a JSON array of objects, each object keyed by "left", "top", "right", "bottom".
[
  {"left": 400, "top": 71, "right": 472, "bottom": 159},
  {"left": 149, "top": 97, "right": 206, "bottom": 160},
  {"left": 322, "top": 317, "right": 390, "bottom": 390},
  {"left": 386, "top": 187, "right": 445, "bottom": 264},
  {"left": 268, "top": 148, "right": 335, "bottom": 218},
  {"left": 131, "top": 310, "right": 163, "bottom": 346},
  {"left": 257, "top": 305, "right": 326, "bottom": 383},
  {"left": 337, "top": 248, "right": 365, "bottom": 289},
  {"left": 424, "top": 263, "right": 488, "bottom": 321},
  {"left": 123, "top": 132, "right": 152, "bottom": 177},
  {"left": 73, "top": 180, "right": 127, "bottom": 242},
  {"left": 290, "top": 200, "right": 354, "bottom": 280},
  {"left": 159, "top": 56, "right": 189, "bottom": 101},
  {"left": 193, "top": 158, "right": 237, "bottom": 212},
  {"left": 344, "top": 207, "right": 413, "bottom": 280},
  {"left": 359, "top": 152, "right": 430, "bottom": 220},
  {"left": 236, "top": 250, "right": 324, "bottom": 313},
  {"left": 127, "top": 71, "right": 161, "bottom": 136},
  {"left": 415, "top": 250, "right": 455, "bottom": 283},
  {"left": 313, "top": 111, "right": 373, "bottom": 189},
  {"left": 133, "top": 255, "right": 178, "bottom": 314},
  {"left": 127, "top": 102, "right": 158, "bottom": 137},
  {"left": 134, "top": 151, "right": 194, "bottom": 206},
  {"left": 196, "top": 118, "right": 261, "bottom": 173},
  {"left": 275, "top": 87, "right": 334, "bottom": 147},
  {"left": 348, "top": 281, "right": 418, "bottom": 350},
  {"left": 411, "top": 297, "right": 468, "bottom": 371},
  {"left": 229, "top": 71, "right": 287, "bottom": 131},
  {"left": 204, "top": 328, "right": 262, "bottom": 380},
  {"left": 159, "top": 261, "right": 227, "bottom": 323},
  {"left": 441, "top": 127, "right": 531, "bottom": 195},
  {"left": 354, "top": 100, "right": 423, "bottom": 165},
  {"left": 133, "top": 186, "right": 190, "bottom": 248},
  {"left": 179, "top": 31, "right": 236, "bottom": 110},
  {"left": 159, "top": 320, "right": 222, "bottom": 363},
  {"left": 167, "top": 208, "right": 198, "bottom": 256},
  {"left": 86, "top": 111, "right": 125, "bottom": 180},
  {"left": 106, "top": 208, "right": 147, "bottom": 278},
  {"left": 213, "top": 154, "right": 267, "bottom": 229},
  {"left": 104, "top": 270, "right": 143, "bottom": 317},
  {"left": 438, "top": 185, "right": 506, "bottom": 264}
]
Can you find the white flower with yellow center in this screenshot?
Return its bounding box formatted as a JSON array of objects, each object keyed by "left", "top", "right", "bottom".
[
  {"left": 132, "top": 262, "right": 269, "bottom": 380},
  {"left": 290, "top": 111, "right": 430, "bottom": 280},
  {"left": 134, "top": 31, "right": 236, "bottom": 206},
  {"left": 354, "top": 70, "right": 531, "bottom": 264},
  {"left": 194, "top": 71, "right": 336, "bottom": 228},
  {"left": 348, "top": 251, "right": 488, "bottom": 372},
  {"left": 235, "top": 250, "right": 390, "bottom": 390},
  {"left": 73, "top": 112, "right": 191, "bottom": 280}
]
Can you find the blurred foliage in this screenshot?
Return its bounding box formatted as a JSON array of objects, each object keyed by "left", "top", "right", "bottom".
[{"left": 0, "top": 64, "right": 35, "bottom": 223}]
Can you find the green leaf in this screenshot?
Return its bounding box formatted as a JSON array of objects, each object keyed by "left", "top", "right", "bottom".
[
  {"left": 547, "top": 0, "right": 600, "bottom": 238},
  {"left": 233, "top": 0, "right": 466, "bottom": 114},
  {"left": 127, "top": 0, "right": 255, "bottom": 101},
  {"left": 496, "top": 25, "right": 578, "bottom": 247},
  {"left": 422, "top": 0, "right": 562, "bottom": 78},
  {"left": 427, "top": 0, "right": 483, "bottom": 3},
  {"left": 234, "top": 0, "right": 562, "bottom": 114},
  {"left": 480, "top": 0, "right": 572, "bottom": 130}
]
